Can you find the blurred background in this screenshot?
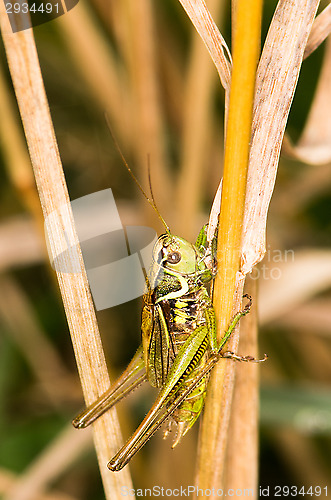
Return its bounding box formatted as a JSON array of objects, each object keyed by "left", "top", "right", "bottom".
[{"left": 0, "top": 0, "right": 331, "bottom": 498}]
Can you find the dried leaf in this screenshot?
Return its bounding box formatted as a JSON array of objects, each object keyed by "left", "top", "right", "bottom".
[
  {"left": 241, "top": 0, "right": 320, "bottom": 275},
  {"left": 177, "top": 0, "right": 232, "bottom": 91},
  {"left": 283, "top": 36, "right": 331, "bottom": 165}
]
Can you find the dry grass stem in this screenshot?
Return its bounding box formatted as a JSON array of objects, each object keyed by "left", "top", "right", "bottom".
[
  {"left": 102, "top": 2, "right": 132, "bottom": 64},
  {"left": 304, "top": 3, "right": 331, "bottom": 59},
  {"left": 224, "top": 278, "right": 259, "bottom": 496},
  {"left": 0, "top": 7, "right": 133, "bottom": 498},
  {"left": 179, "top": 0, "right": 324, "bottom": 493},
  {"left": 4, "top": 425, "right": 92, "bottom": 500},
  {"left": 241, "top": 0, "right": 320, "bottom": 275},
  {"left": 195, "top": 0, "right": 262, "bottom": 492},
  {"left": 177, "top": 0, "right": 231, "bottom": 92},
  {"left": 283, "top": 35, "right": 331, "bottom": 165}
]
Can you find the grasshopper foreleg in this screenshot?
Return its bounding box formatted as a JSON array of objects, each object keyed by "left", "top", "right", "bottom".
[{"left": 217, "top": 295, "right": 267, "bottom": 362}]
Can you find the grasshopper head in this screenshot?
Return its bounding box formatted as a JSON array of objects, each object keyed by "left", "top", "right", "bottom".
[{"left": 154, "top": 234, "right": 206, "bottom": 277}]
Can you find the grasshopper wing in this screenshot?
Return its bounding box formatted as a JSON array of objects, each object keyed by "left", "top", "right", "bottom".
[{"left": 142, "top": 301, "right": 175, "bottom": 388}]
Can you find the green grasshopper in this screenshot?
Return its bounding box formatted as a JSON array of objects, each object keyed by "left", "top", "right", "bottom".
[{"left": 72, "top": 153, "right": 266, "bottom": 472}]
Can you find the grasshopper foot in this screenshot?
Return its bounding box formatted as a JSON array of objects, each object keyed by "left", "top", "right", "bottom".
[{"left": 222, "top": 351, "right": 268, "bottom": 363}]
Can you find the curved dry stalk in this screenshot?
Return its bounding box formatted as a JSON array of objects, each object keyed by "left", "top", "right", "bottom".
[
  {"left": 177, "top": 0, "right": 232, "bottom": 93},
  {"left": 282, "top": 4, "right": 331, "bottom": 165},
  {"left": 0, "top": 7, "right": 133, "bottom": 499},
  {"left": 304, "top": 2, "right": 331, "bottom": 59},
  {"left": 283, "top": 35, "right": 331, "bottom": 165}
]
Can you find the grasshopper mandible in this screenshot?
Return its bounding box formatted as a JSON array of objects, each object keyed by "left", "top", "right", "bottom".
[{"left": 72, "top": 150, "right": 266, "bottom": 471}]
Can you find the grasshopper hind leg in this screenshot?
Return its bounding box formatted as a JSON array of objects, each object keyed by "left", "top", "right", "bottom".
[
  {"left": 72, "top": 345, "right": 146, "bottom": 429},
  {"left": 168, "top": 362, "right": 209, "bottom": 448},
  {"left": 163, "top": 373, "right": 208, "bottom": 449}
]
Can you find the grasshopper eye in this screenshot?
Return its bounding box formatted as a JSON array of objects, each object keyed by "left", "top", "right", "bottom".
[{"left": 166, "top": 251, "right": 181, "bottom": 264}]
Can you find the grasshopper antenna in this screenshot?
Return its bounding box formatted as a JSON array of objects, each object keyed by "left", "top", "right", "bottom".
[
  {"left": 105, "top": 117, "right": 170, "bottom": 234},
  {"left": 147, "top": 154, "right": 157, "bottom": 208}
]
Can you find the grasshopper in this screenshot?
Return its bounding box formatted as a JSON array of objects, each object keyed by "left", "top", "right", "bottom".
[{"left": 72, "top": 152, "right": 266, "bottom": 472}]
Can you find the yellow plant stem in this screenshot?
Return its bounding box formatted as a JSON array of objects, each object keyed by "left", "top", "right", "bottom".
[{"left": 195, "top": 0, "right": 262, "bottom": 492}]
